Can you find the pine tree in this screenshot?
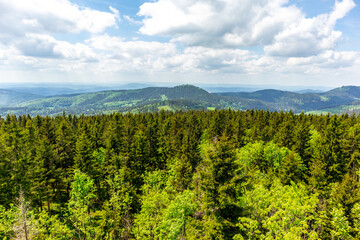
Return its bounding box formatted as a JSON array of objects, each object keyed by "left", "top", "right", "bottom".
[
  {"left": 32, "top": 138, "right": 57, "bottom": 213},
  {"left": 194, "top": 135, "right": 241, "bottom": 239},
  {"left": 102, "top": 167, "right": 136, "bottom": 239},
  {"left": 74, "top": 131, "right": 94, "bottom": 175},
  {"left": 68, "top": 170, "right": 97, "bottom": 239}
]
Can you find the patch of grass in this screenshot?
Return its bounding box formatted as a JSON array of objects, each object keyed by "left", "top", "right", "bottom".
[
  {"left": 158, "top": 105, "right": 173, "bottom": 111},
  {"left": 161, "top": 95, "right": 168, "bottom": 101}
]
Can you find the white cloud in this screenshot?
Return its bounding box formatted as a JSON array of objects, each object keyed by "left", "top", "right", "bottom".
[
  {"left": 265, "top": 0, "right": 356, "bottom": 57},
  {"left": 15, "top": 33, "right": 96, "bottom": 60},
  {"left": 164, "top": 47, "right": 257, "bottom": 73},
  {"left": 0, "top": 48, "right": 5, "bottom": 60},
  {"left": 109, "top": 6, "right": 121, "bottom": 22},
  {"left": 85, "top": 35, "right": 178, "bottom": 72},
  {"left": 85, "top": 36, "right": 258, "bottom": 74},
  {"left": 0, "top": 0, "right": 358, "bottom": 87},
  {"left": 138, "top": 0, "right": 303, "bottom": 48},
  {"left": 138, "top": 0, "right": 356, "bottom": 58},
  {"left": 4, "top": 31, "right": 359, "bottom": 78},
  {"left": 0, "top": 0, "right": 116, "bottom": 70},
  {"left": 123, "top": 15, "right": 142, "bottom": 25},
  {"left": 286, "top": 50, "right": 360, "bottom": 69},
  {"left": 0, "top": 0, "right": 118, "bottom": 41},
  {"left": 88, "top": 34, "right": 177, "bottom": 58}
]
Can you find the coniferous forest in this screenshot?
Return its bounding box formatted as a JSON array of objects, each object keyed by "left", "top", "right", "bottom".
[{"left": 1, "top": 109, "right": 360, "bottom": 239}]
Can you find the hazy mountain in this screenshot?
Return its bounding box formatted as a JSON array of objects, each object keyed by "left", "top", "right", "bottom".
[
  {"left": 295, "top": 89, "right": 324, "bottom": 94},
  {"left": 115, "top": 83, "right": 154, "bottom": 89},
  {"left": 323, "top": 85, "right": 360, "bottom": 98},
  {"left": 1, "top": 84, "right": 360, "bottom": 116},
  {"left": 216, "top": 86, "right": 360, "bottom": 112},
  {"left": 0, "top": 89, "right": 43, "bottom": 107},
  {"left": 200, "top": 84, "right": 331, "bottom": 93},
  {"left": 7, "top": 87, "right": 83, "bottom": 96},
  {"left": 19, "top": 85, "right": 219, "bottom": 108}
]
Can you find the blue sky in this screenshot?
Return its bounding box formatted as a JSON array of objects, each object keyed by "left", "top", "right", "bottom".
[{"left": 0, "top": 0, "right": 359, "bottom": 87}]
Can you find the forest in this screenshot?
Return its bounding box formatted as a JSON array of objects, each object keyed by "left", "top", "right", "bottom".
[
  {"left": 1, "top": 109, "right": 360, "bottom": 239},
  {"left": 3, "top": 85, "right": 360, "bottom": 116}
]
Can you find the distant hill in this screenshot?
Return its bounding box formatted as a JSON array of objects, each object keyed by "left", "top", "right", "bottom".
[
  {"left": 19, "top": 84, "right": 219, "bottom": 108},
  {"left": 215, "top": 86, "right": 360, "bottom": 113},
  {"left": 323, "top": 86, "right": 360, "bottom": 98},
  {"left": 0, "top": 89, "right": 43, "bottom": 107},
  {"left": 7, "top": 87, "right": 84, "bottom": 96},
  {"left": 295, "top": 89, "right": 323, "bottom": 94},
  {"left": 1, "top": 84, "right": 360, "bottom": 116},
  {"left": 0, "top": 85, "right": 221, "bottom": 116},
  {"left": 116, "top": 83, "right": 154, "bottom": 90}
]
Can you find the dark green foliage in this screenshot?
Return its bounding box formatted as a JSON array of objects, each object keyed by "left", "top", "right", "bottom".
[{"left": 1, "top": 109, "right": 360, "bottom": 239}]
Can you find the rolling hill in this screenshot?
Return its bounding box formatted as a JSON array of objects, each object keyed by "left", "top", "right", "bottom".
[
  {"left": 215, "top": 86, "right": 360, "bottom": 113},
  {"left": 0, "top": 89, "right": 43, "bottom": 107},
  {"left": 1, "top": 85, "right": 360, "bottom": 116}
]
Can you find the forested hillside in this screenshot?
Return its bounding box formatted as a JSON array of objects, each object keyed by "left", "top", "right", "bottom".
[
  {"left": 2, "top": 85, "right": 360, "bottom": 116},
  {"left": 216, "top": 85, "right": 360, "bottom": 113},
  {"left": 1, "top": 110, "right": 360, "bottom": 239},
  {"left": 0, "top": 89, "right": 43, "bottom": 107}
]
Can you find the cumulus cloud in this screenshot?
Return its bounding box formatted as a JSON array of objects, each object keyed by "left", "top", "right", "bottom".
[
  {"left": 84, "top": 34, "right": 258, "bottom": 73},
  {"left": 0, "top": 0, "right": 358, "bottom": 86},
  {"left": 286, "top": 50, "right": 360, "bottom": 69},
  {"left": 138, "top": 0, "right": 303, "bottom": 47},
  {"left": 5, "top": 32, "right": 359, "bottom": 77},
  {"left": 0, "top": 0, "right": 118, "bottom": 43},
  {"left": 265, "top": 0, "right": 356, "bottom": 57},
  {"left": 138, "top": 0, "right": 356, "bottom": 57},
  {"left": 167, "top": 47, "right": 257, "bottom": 73},
  {"left": 85, "top": 35, "right": 178, "bottom": 72},
  {"left": 88, "top": 34, "right": 177, "bottom": 58},
  {"left": 15, "top": 33, "right": 96, "bottom": 60},
  {"left": 0, "top": 0, "right": 116, "bottom": 68}
]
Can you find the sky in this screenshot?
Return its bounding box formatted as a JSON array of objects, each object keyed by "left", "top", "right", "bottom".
[{"left": 0, "top": 0, "right": 359, "bottom": 87}]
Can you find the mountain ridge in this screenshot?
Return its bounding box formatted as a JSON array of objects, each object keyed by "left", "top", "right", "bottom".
[
  {"left": 0, "top": 89, "right": 43, "bottom": 107},
  {"left": 1, "top": 84, "right": 360, "bottom": 116}
]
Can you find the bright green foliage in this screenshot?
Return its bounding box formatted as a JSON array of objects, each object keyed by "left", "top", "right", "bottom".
[
  {"left": 237, "top": 141, "right": 288, "bottom": 172},
  {"left": 0, "top": 204, "right": 17, "bottom": 239},
  {"left": 158, "top": 190, "right": 197, "bottom": 240},
  {"left": 102, "top": 167, "right": 136, "bottom": 239},
  {"left": 351, "top": 202, "right": 360, "bottom": 238},
  {"left": 68, "top": 170, "right": 97, "bottom": 239},
  {"left": 330, "top": 204, "right": 351, "bottom": 239},
  {"left": 235, "top": 179, "right": 321, "bottom": 239},
  {"left": 237, "top": 141, "right": 306, "bottom": 184},
  {"left": 34, "top": 210, "right": 73, "bottom": 240},
  {"left": 133, "top": 171, "right": 170, "bottom": 239}
]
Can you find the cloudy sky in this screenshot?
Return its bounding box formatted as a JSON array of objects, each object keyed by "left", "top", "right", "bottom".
[{"left": 0, "top": 0, "right": 359, "bottom": 87}]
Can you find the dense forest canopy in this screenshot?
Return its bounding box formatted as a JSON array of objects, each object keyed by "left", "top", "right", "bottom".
[{"left": 1, "top": 109, "right": 360, "bottom": 239}]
